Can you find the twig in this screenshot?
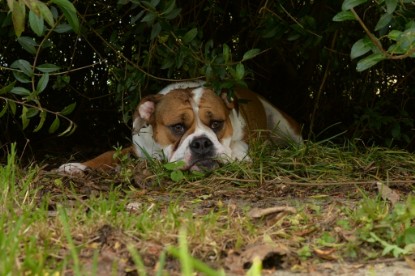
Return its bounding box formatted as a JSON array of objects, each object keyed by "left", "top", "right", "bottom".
[{"left": 308, "top": 31, "right": 337, "bottom": 139}]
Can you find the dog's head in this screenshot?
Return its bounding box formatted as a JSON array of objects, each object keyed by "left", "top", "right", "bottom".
[{"left": 132, "top": 86, "right": 238, "bottom": 171}]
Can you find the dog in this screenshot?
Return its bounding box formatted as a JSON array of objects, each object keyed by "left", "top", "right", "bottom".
[{"left": 59, "top": 81, "right": 303, "bottom": 173}]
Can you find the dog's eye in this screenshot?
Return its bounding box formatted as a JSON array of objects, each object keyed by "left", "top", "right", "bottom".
[
  {"left": 210, "top": 120, "right": 224, "bottom": 132},
  {"left": 170, "top": 123, "right": 186, "bottom": 135}
]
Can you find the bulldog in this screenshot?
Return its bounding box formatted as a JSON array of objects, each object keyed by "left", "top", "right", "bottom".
[{"left": 59, "top": 81, "right": 303, "bottom": 173}]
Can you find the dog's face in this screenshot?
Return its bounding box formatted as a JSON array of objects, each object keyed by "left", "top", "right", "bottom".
[{"left": 133, "top": 87, "right": 236, "bottom": 171}]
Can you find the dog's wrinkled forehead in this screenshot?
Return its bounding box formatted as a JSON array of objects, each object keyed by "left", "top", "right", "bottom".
[
  {"left": 154, "top": 87, "right": 228, "bottom": 120},
  {"left": 157, "top": 89, "right": 193, "bottom": 111}
]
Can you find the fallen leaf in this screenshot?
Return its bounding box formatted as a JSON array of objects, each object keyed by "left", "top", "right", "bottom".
[
  {"left": 334, "top": 226, "right": 357, "bottom": 242},
  {"left": 126, "top": 202, "right": 141, "bottom": 212},
  {"left": 248, "top": 206, "right": 297, "bottom": 219},
  {"left": 313, "top": 248, "right": 338, "bottom": 260},
  {"left": 376, "top": 181, "right": 400, "bottom": 205}
]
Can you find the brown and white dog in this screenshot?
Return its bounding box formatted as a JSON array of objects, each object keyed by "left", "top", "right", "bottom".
[{"left": 59, "top": 81, "right": 302, "bottom": 173}]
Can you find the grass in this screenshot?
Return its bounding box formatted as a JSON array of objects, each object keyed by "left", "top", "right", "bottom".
[{"left": 0, "top": 140, "right": 415, "bottom": 275}]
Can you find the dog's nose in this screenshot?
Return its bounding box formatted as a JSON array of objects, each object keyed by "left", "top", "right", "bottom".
[{"left": 190, "top": 137, "right": 213, "bottom": 155}]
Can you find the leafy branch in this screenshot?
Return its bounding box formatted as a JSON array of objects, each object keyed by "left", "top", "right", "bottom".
[
  {"left": 2, "top": 0, "right": 80, "bottom": 135},
  {"left": 0, "top": 94, "right": 77, "bottom": 135},
  {"left": 333, "top": 0, "right": 415, "bottom": 71}
]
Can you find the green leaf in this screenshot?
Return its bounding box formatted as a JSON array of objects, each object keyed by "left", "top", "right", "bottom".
[
  {"left": 223, "top": 44, "right": 231, "bottom": 63},
  {"left": 162, "top": 0, "right": 176, "bottom": 15},
  {"left": 342, "top": 0, "right": 367, "bottom": 11},
  {"left": 182, "top": 28, "right": 197, "bottom": 44},
  {"left": 164, "top": 161, "right": 183, "bottom": 170},
  {"left": 242, "top": 48, "right": 260, "bottom": 61},
  {"left": 150, "top": 22, "right": 161, "bottom": 40},
  {"left": 375, "top": 13, "right": 393, "bottom": 31},
  {"left": 48, "top": 115, "right": 60, "bottom": 133},
  {"left": 9, "top": 101, "right": 17, "bottom": 115},
  {"left": 26, "top": 107, "right": 39, "bottom": 118},
  {"left": 235, "top": 63, "right": 245, "bottom": 80},
  {"left": 29, "top": 10, "right": 44, "bottom": 36},
  {"left": 38, "top": 1, "right": 55, "bottom": 26},
  {"left": 36, "top": 73, "right": 49, "bottom": 93},
  {"left": 150, "top": 0, "right": 160, "bottom": 8},
  {"left": 34, "top": 110, "right": 47, "bottom": 132},
  {"left": 170, "top": 170, "right": 184, "bottom": 182},
  {"left": 350, "top": 37, "right": 372, "bottom": 59},
  {"left": 53, "top": 23, "right": 72, "bottom": 33},
  {"left": 51, "top": 0, "right": 79, "bottom": 33},
  {"left": 13, "top": 71, "right": 32, "bottom": 83},
  {"left": 21, "top": 106, "right": 30, "bottom": 130},
  {"left": 12, "top": 0, "right": 26, "bottom": 37},
  {"left": 60, "top": 102, "right": 76, "bottom": 116},
  {"left": 142, "top": 0, "right": 156, "bottom": 9},
  {"left": 399, "top": 27, "right": 415, "bottom": 49},
  {"left": 403, "top": 227, "right": 415, "bottom": 245},
  {"left": 0, "top": 104, "right": 8, "bottom": 118},
  {"left": 332, "top": 10, "right": 356, "bottom": 22},
  {"left": 163, "top": 160, "right": 186, "bottom": 170},
  {"left": 10, "top": 87, "right": 31, "bottom": 96},
  {"left": 204, "top": 65, "right": 213, "bottom": 79},
  {"left": 161, "top": 58, "right": 174, "bottom": 69},
  {"left": 385, "top": 0, "right": 398, "bottom": 14},
  {"left": 165, "top": 8, "right": 181, "bottom": 20},
  {"left": 58, "top": 122, "right": 77, "bottom": 136},
  {"left": 387, "top": 30, "right": 402, "bottom": 41},
  {"left": 36, "top": 63, "right": 61, "bottom": 73},
  {"left": 17, "top": 36, "right": 38, "bottom": 54},
  {"left": 11, "top": 59, "right": 34, "bottom": 77},
  {"left": 141, "top": 12, "right": 156, "bottom": 24},
  {"left": 227, "top": 67, "right": 236, "bottom": 80},
  {"left": 356, "top": 53, "right": 385, "bottom": 72},
  {"left": 0, "top": 81, "right": 16, "bottom": 95}
]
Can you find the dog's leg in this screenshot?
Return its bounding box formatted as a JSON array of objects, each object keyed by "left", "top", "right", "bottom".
[{"left": 58, "top": 147, "right": 133, "bottom": 174}]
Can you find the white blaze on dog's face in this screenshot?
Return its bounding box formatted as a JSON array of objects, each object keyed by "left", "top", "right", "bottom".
[{"left": 134, "top": 87, "right": 234, "bottom": 171}]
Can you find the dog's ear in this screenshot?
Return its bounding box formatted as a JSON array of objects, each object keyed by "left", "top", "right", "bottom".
[
  {"left": 132, "top": 94, "right": 163, "bottom": 134},
  {"left": 220, "top": 90, "right": 238, "bottom": 111}
]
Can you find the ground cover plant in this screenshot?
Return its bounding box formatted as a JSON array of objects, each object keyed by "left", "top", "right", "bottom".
[{"left": 1, "top": 140, "right": 415, "bottom": 275}]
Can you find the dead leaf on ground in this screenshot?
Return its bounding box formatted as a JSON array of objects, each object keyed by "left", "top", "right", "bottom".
[
  {"left": 247, "top": 206, "right": 297, "bottom": 219},
  {"left": 376, "top": 181, "right": 400, "bottom": 205},
  {"left": 313, "top": 248, "right": 338, "bottom": 261},
  {"left": 334, "top": 226, "right": 357, "bottom": 242},
  {"left": 126, "top": 202, "right": 141, "bottom": 213}
]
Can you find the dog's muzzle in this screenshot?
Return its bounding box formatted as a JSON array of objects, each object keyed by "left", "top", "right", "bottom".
[{"left": 188, "top": 136, "right": 218, "bottom": 171}]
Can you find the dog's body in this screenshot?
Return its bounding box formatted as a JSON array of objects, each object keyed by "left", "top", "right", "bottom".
[{"left": 59, "top": 81, "right": 302, "bottom": 173}]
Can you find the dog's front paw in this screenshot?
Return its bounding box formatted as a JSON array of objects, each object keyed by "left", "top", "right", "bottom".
[{"left": 58, "top": 162, "right": 87, "bottom": 175}]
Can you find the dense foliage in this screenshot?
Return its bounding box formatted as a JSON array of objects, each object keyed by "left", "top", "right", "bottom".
[{"left": 1, "top": 0, "right": 415, "bottom": 159}]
